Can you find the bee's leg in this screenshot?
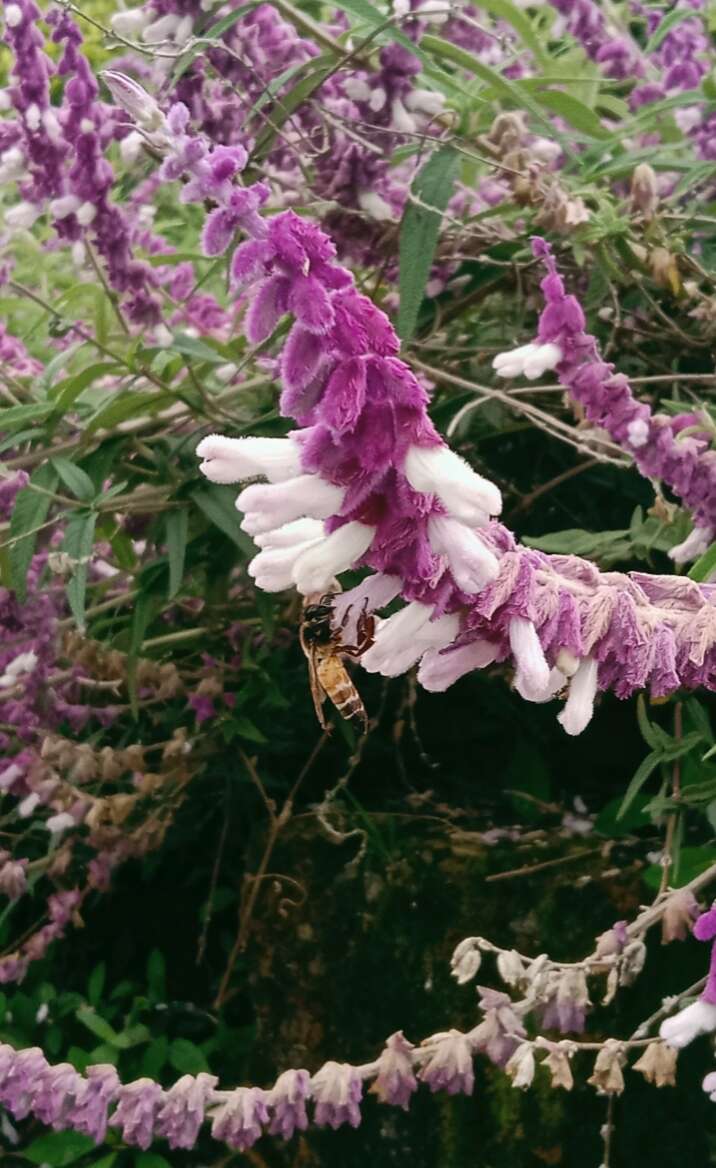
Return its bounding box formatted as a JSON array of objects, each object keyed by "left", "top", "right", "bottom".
[{"left": 355, "top": 600, "right": 375, "bottom": 653}]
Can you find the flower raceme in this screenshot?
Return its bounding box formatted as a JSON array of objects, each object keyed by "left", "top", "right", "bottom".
[
  {"left": 96, "top": 75, "right": 716, "bottom": 737},
  {"left": 493, "top": 238, "right": 716, "bottom": 563}
]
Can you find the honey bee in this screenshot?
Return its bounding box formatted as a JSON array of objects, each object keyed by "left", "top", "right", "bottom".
[{"left": 300, "top": 592, "right": 375, "bottom": 733}]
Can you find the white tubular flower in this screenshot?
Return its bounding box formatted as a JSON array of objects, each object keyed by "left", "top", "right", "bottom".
[
  {"left": 249, "top": 535, "right": 324, "bottom": 593},
  {"left": 358, "top": 191, "right": 393, "bottom": 222},
  {"left": 343, "top": 78, "right": 372, "bottom": 102},
  {"left": 332, "top": 574, "right": 402, "bottom": 642},
  {"left": 703, "top": 1071, "right": 716, "bottom": 1102},
  {"left": 25, "top": 104, "right": 41, "bottom": 131},
  {"left": 49, "top": 195, "right": 81, "bottom": 220},
  {"left": 120, "top": 130, "right": 145, "bottom": 165},
  {"left": 427, "top": 515, "right": 499, "bottom": 594},
  {"left": 360, "top": 601, "right": 433, "bottom": 673},
  {"left": 505, "top": 1044, "right": 535, "bottom": 1090},
  {"left": 362, "top": 609, "right": 460, "bottom": 677},
  {"left": 142, "top": 12, "right": 180, "bottom": 42},
  {"left": 626, "top": 418, "right": 649, "bottom": 448},
  {"left": 100, "top": 71, "right": 167, "bottom": 134},
  {"left": 42, "top": 108, "right": 62, "bottom": 143},
  {"left": 450, "top": 939, "right": 482, "bottom": 986},
  {"left": 253, "top": 519, "right": 325, "bottom": 550},
  {"left": 557, "top": 656, "right": 598, "bottom": 735},
  {"left": 417, "top": 639, "right": 498, "bottom": 692},
  {"left": 5, "top": 4, "right": 23, "bottom": 27},
  {"left": 0, "top": 651, "right": 38, "bottom": 688},
  {"left": 46, "top": 812, "right": 76, "bottom": 839},
  {"left": 405, "top": 88, "right": 445, "bottom": 116},
  {"left": 77, "top": 202, "right": 97, "bottom": 226},
  {"left": 660, "top": 1000, "right": 716, "bottom": 1050},
  {"left": 110, "top": 8, "right": 150, "bottom": 39},
  {"left": 369, "top": 88, "right": 387, "bottom": 113},
  {"left": 0, "top": 146, "right": 24, "bottom": 183},
  {"left": 492, "top": 342, "right": 562, "bottom": 381},
  {"left": 18, "top": 793, "right": 40, "bottom": 818},
  {"left": 668, "top": 524, "right": 713, "bottom": 565},
  {"left": 404, "top": 444, "right": 502, "bottom": 527},
  {"left": 391, "top": 98, "right": 417, "bottom": 134},
  {"left": 292, "top": 522, "right": 375, "bottom": 595},
  {"left": 509, "top": 617, "right": 550, "bottom": 699},
  {"left": 237, "top": 476, "right": 344, "bottom": 535},
  {"left": 555, "top": 648, "right": 579, "bottom": 677},
  {"left": 333, "top": 573, "right": 402, "bottom": 620},
  {"left": 197, "top": 434, "right": 302, "bottom": 484},
  {"left": 515, "top": 666, "right": 565, "bottom": 703},
  {"left": 4, "top": 201, "right": 41, "bottom": 230}
]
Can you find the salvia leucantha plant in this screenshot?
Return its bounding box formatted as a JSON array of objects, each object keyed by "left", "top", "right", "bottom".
[{"left": 0, "top": 0, "right": 714, "bottom": 1163}]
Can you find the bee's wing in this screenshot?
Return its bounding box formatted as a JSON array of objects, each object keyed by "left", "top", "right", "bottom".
[{"left": 301, "top": 635, "right": 329, "bottom": 731}]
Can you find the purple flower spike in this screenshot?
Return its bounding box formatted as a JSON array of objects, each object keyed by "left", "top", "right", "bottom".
[{"left": 311, "top": 1061, "right": 362, "bottom": 1129}]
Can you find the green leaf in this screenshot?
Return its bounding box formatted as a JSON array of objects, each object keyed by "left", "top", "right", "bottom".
[
  {"left": 636, "top": 694, "right": 670, "bottom": 752},
  {"left": 147, "top": 948, "right": 166, "bottom": 1000},
  {"left": 192, "top": 485, "right": 255, "bottom": 554},
  {"left": 51, "top": 457, "right": 96, "bottom": 502},
  {"left": 645, "top": 5, "right": 697, "bottom": 53},
  {"left": 49, "top": 362, "right": 120, "bottom": 410},
  {"left": 618, "top": 750, "right": 663, "bottom": 818},
  {"left": 233, "top": 714, "right": 268, "bottom": 743},
  {"left": 531, "top": 88, "right": 609, "bottom": 139},
  {"left": 141, "top": 1035, "right": 169, "bottom": 1078},
  {"left": 251, "top": 58, "right": 335, "bottom": 161},
  {"left": 421, "top": 35, "right": 571, "bottom": 151},
  {"left": 644, "top": 844, "right": 716, "bottom": 892},
  {"left": 87, "top": 961, "right": 106, "bottom": 1007},
  {"left": 168, "top": 1037, "right": 210, "bottom": 1075},
  {"left": 688, "top": 539, "right": 716, "bottom": 582},
  {"left": 62, "top": 511, "right": 97, "bottom": 630},
  {"left": 127, "top": 588, "right": 162, "bottom": 715},
  {"left": 477, "top": 0, "right": 547, "bottom": 66},
  {"left": 0, "top": 401, "right": 53, "bottom": 428},
  {"left": 24, "top": 1131, "right": 96, "bottom": 1166},
  {"left": 659, "top": 730, "right": 704, "bottom": 761},
  {"left": 76, "top": 1005, "right": 120, "bottom": 1045},
  {"left": 167, "top": 1, "right": 258, "bottom": 84},
  {"left": 165, "top": 509, "right": 189, "bottom": 599},
  {"left": 9, "top": 464, "right": 59, "bottom": 601},
  {"left": 169, "top": 332, "right": 227, "bottom": 364},
  {"left": 135, "top": 1154, "right": 172, "bottom": 1168},
  {"left": 86, "top": 390, "right": 174, "bottom": 434},
  {"left": 89, "top": 1156, "right": 117, "bottom": 1168},
  {"left": 595, "top": 793, "right": 650, "bottom": 836},
  {"left": 398, "top": 145, "right": 460, "bottom": 342},
  {"left": 38, "top": 341, "right": 83, "bottom": 391}
]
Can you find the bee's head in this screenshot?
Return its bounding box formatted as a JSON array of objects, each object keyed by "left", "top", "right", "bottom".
[{"left": 303, "top": 602, "right": 332, "bottom": 622}]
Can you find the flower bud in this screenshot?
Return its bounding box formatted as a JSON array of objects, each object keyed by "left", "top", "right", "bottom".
[
  {"left": 100, "top": 72, "right": 166, "bottom": 133},
  {"left": 630, "top": 163, "right": 658, "bottom": 220}
]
